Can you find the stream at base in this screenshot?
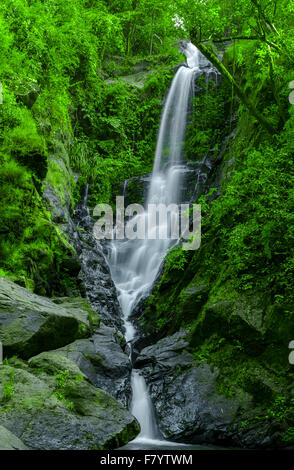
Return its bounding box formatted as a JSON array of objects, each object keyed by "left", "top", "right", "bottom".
[
  {"left": 107, "top": 42, "right": 219, "bottom": 450},
  {"left": 118, "top": 440, "right": 230, "bottom": 450}
]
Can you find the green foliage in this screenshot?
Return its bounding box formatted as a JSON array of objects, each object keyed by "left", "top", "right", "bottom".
[
  {"left": 1, "top": 368, "right": 15, "bottom": 401},
  {"left": 0, "top": 151, "right": 79, "bottom": 295},
  {"left": 283, "top": 427, "right": 294, "bottom": 443},
  {"left": 107, "top": 0, "right": 181, "bottom": 56},
  {"left": 193, "top": 335, "right": 226, "bottom": 362},
  {"left": 54, "top": 370, "right": 83, "bottom": 410},
  {"left": 3, "top": 109, "right": 48, "bottom": 181},
  {"left": 0, "top": 0, "right": 183, "bottom": 289},
  {"left": 266, "top": 396, "right": 294, "bottom": 422},
  {"left": 70, "top": 66, "right": 176, "bottom": 206},
  {"left": 175, "top": 0, "right": 294, "bottom": 133},
  {"left": 238, "top": 396, "right": 294, "bottom": 441},
  {"left": 197, "top": 188, "right": 218, "bottom": 215},
  {"left": 185, "top": 76, "right": 231, "bottom": 161},
  {"left": 165, "top": 245, "right": 189, "bottom": 272},
  {"left": 194, "top": 133, "right": 294, "bottom": 303}
]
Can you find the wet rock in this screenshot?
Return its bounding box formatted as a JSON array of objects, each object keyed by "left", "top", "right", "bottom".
[
  {"left": 0, "top": 425, "right": 29, "bottom": 450},
  {"left": 135, "top": 329, "right": 192, "bottom": 369},
  {"left": 33, "top": 324, "right": 132, "bottom": 407},
  {"left": 77, "top": 240, "right": 123, "bottom": 329},
  {"left": 0, "top": 364, "right": 139, "bottom": 450},
  {"left": 135, "top": 331, "right": 242, "bottom": 444},
  {"left": 135, "top": 331, "right": 286, "bottom": 448},
  {"left": 0, "top": 277, "right": 97, "bottom": 359},
  {"left": 148, "top": 363, "right": 241, "bottom": 443},
  {"left": 71, "top": 195, "right": 123, "bottom": 329},
  {"left": 44, "top": 177, "right": 123, "bottom": 329}
]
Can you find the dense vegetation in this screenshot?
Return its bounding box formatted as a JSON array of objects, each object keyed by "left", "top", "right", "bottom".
[{"left": 0, "top": 0, "right": 182, "bottom": 292}]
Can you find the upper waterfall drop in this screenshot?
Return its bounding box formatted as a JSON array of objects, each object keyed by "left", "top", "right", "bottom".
[
  {"left": 152, "top": 42, "right": 199, "bottom": 176},
  {"left": 182, "top": 41, "right": 200, "bottom": 69}
]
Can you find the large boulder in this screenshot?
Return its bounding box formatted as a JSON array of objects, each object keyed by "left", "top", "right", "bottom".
[
  {"left": 52, "top": 297, "right": 100, "bottom": 331},
  {"left": 0, "top": 362, "right": 139, "bottom": 450},
  {"left": 135, "top": 330, "right": 288, "bottom": 448},
  {"left": 29, "top": 324, "right": 132, "bottom": 407},
  {"left": 0, "top": 277, "right": 99, "bottom": 359}
]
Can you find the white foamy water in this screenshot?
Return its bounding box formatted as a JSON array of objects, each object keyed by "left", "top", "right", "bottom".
[{"left": 107, "top": 43, "right": 202, "bottom": 445}]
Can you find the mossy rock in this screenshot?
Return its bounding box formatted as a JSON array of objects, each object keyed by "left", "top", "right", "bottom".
[
  {"left": 0, "top": 363, "right": 140, "bottom": 450},
  {"left": 0, "top": 277, "right": 97, "bottom": 359},
  {"left": 4, "top": 110, "right": 48, "bottom": 181},
  {"left": 52, "top": 297, "right": 100, "bottom": 331},
  {"left": 190, "top": 294, "right": 267, "bottom": 352},
  {"left": 28, "top": 351, "right": 88, "bottom": 377}
]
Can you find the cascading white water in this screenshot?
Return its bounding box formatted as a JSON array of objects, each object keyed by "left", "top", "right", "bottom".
[
  {"left": 130, "top": 372, "right": 158, "bottom": 439},
  {"left": 108, "top": 42, "right": 202, "bottom": 445}
]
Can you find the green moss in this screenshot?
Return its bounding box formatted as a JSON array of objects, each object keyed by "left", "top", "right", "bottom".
[
  {"left": 97, "top": 419, "right": 140, "bottom": 450},
  {"left": 53, "top": 370, "right": 84, "bottom": 411},
  {"left": 45, "top": 157, "right": 75, "bottom": 208},
  {"left": 2, "top": 370, "right": 15, "bottom": 401},
  {"left": 0, "top": 153, "right": 80, "bottom": 296},
  {"left": 3, "top": 109, "right": 48, "bottom": 181},
  {"left": 185, "top": 75, "right": 232, "bottom": 162}
]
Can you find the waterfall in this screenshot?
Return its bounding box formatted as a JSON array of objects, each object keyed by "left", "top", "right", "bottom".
[
  {"left": 107, "top": 42, "right": 209, "bottom": 445},
  {"left": 130, "top": 371, "right": 158, "bottom": 439}
]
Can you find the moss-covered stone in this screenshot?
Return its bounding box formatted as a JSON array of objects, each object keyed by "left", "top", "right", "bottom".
[
  {"left": 28, "top": 351, "right": 87, "bottom": 377},
  {"left": 0, "top": 277, "right": 99, "bottom": 359},
  {"left": 0, "top": 361, "right": 140, "bottom": 450},
  {"left": 52, "top": 297, "right": 100, "bottom": 331},
  {"left": 46, "top": 324, "right": 132, "bottom": 407}
]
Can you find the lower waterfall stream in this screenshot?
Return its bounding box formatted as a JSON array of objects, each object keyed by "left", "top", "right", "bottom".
[{"left": 105, "top": 43, "right": 220, "bottom": 450}]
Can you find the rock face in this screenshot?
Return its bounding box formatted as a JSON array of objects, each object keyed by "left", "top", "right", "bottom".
[
  {"left": 73, "top": 199, "right": 123, "bottom": 329},
  {"left": 0, "top": 425, "right": 28, "bottom": 450},
  {"left": 43, "top": 177, "right": 123, "bottom": 329},
  {"left": 0, "top": 277, "right": 97, "bottom": 359},
  {"left": 134, "top": 325, "right": 291, "bottom": 448},
  {"left": 31, "top": 324, "right": 132, "bottom": 407},
  {"left": 77, "top": 238, "right": 123, "bottom": 329},
  {"left": 43, "top": 180, "right": 74, "bottom": 229},
  {"left": 0, "top": 363, "right": 139, "bottom": 450}
]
